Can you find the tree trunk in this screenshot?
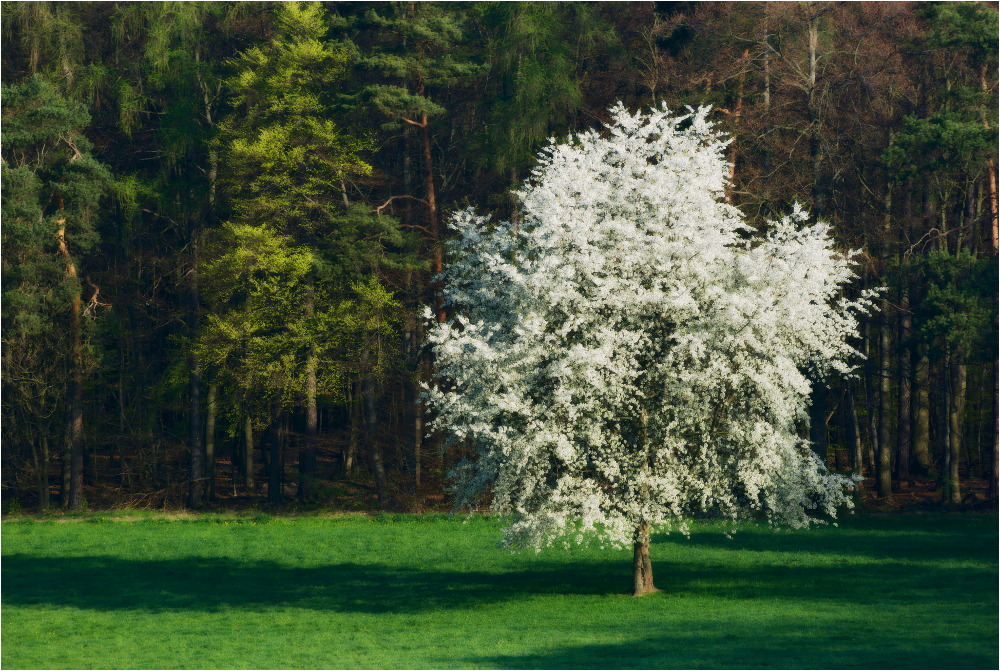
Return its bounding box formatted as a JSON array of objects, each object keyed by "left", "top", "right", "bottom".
[
  {"left": 188, "top": 232, "right": 203, "bottom": 508},
  {"left": 243, "top": 415, "right": 255, "bottom": 489},
  {"left": 990, "top": 360, "right": 999, "bottom": 500},
  {"left": 299, "top": 284, "right": 318, "bottom": 501},
  {"left": 403, "top": 292, "right": 422, "bottom": 494},
  {"left": 632, "top": 522, "right": 658, "bottom": 596},
  {"left": 895, "top": 285, "right": 912, "bottom": 480},
  {"left": 912, "top": 346, "right": 932, "bottom": 474},
  {"left": 847, "top": 388, "right": 863, "bottom": 475},
  {"left": 807, "top": 17, "right": 825, "bottom": 221},
  {"left": 413, "top": 392, "right": 423, "bottom": 491},
  {"left": 984, "top": 63, "right": 1000, "bottom": 499},
  {"left": 37, "top": 433, "right": 50, "bottom": 511},
  {"left": 267, "top": 418, "right": 283, "bottom": 504},
  {"left": 947, "top": 349, "right": 967, "bottom": 504},
  {"left": 205, "top": 382, "right": 217, "bottom": 500},
  {"left": 60, "top": 383, "right": 71, "bottom": 508},
  {"left": 980, "top": 65, "right": 999, "bottom": 251},
  {"left": 56, "top": 218, "right": 85, "bottom": 510},
  {"left": 862, "top": 318, "right": 878, "bottom": 474},
  {"left": 417, "top": 109, "right": 445, "bottom": 324},
  {"left": 345, "top": 385, "right": 358, "bottom": 476},
  {"left": 877, "top": 309, "right": 893, "bottom": 498},
  {"left": 725, "top": 49, "right": 748, "bottom": 204},
  {"left": 362, "top": 347, "right": 387, "bottom": 508}
]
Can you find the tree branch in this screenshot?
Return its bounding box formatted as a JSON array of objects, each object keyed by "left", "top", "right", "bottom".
[
  {"left": 400, "top": 223, "right": 433, "bottom": 235},
  {"left": 401, "top": 116, "right": 427, "bottom": 128},
  {"left": 374, "top": 194, "right": 429, "bottom": 215}
]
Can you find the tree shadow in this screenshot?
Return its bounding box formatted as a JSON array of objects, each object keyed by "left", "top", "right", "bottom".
[
  {"left": 668, "top": 513, "right": 998, "bottom": 563},
  {"left": 1, "top": 554, "right": 628, "bottom": 614},
  {"left": 3, "top": 538, "right": 994, "bottom": 614},
  {"left": 474, "top": 621, "right": 998, "bottom": 670}
]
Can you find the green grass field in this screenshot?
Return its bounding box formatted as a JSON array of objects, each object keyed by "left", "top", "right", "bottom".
[{"left": 2, "top": 512, "right": 996, "bottom": 669}]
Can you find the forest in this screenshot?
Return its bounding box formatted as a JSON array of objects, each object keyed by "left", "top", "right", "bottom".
[{"left": 2, "top": 0, "right": 998, "bottom": 514}]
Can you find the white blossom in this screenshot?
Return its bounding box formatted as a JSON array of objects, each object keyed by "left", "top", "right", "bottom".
[{"left": 426, "top": 104, "right": 874, "bottom": 551}]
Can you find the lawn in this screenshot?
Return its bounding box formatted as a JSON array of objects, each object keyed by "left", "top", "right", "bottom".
[{"left": 2, "top": 512, "right": 996, "bottom": 669}]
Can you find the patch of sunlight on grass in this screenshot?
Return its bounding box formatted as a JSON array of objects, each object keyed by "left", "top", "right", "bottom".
[{"left": 2, "top": 513, "right": 996, "bottom": 669}]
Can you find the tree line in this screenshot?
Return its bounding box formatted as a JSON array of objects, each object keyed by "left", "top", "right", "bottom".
[{"left": 2, "top": 1, "right": 997, "bottom": 512}]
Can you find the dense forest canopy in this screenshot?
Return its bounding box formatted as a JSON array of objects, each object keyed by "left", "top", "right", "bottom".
[{"left": 1, "top": 1, "right": 997, "bottom": 513}]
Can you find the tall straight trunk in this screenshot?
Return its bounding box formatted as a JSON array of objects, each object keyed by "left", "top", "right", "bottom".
[
  {"left": 874, "top": 180, "right": 893, "bottom": 498},
  {"left": 985, "top": 65, "right": 1000, "bottom": 499},
  {"left": 190, "top": 63, "right": 216, "bottom": 507},
  {"left": 847, "top": 388, "right": 863, "bottom": 475},
  {"left": 402, "top": 127, "right": 414, "bottom": 224},
  {"left": 205, "top": 383, "right": 217, "bottom": 500},
  {"left": 632, "top": 522, "right": 658, "bottom": 596},
  {"left": 912, "top": 346, "right": 932, "bottom": 474},
  {"left": 345, "top": 384, "right": 359, "bottom": 476},
  {"left": 402, "top": 285, "right": 422, "bottom": 493},
  {"left": 725, "top": 49, "right": 748, "bottom": 204},
  {"left": 299, "top": 285, "right": 318, "bottom": 501},
  {"left": 409, "top": 99, "right": 445, "bottom": 324},
  {"left": 413, "top": 402, "right": 423, "bottom": 491},
  {"left": 188, "top": 232, "right": 203, "bottom": 508},
  {"left": 863, "top": 320, "right": 878, "bottom": 474},
  {"left": 763, "top": 44, "right": 771, "bottom": 112},
  {"left": 61, "top": 383, "right": 71, "bottom": 508},
  {"left": 989, "top": 360, "right": 999, "bottom": 499},
  {"left": 362, "top": 347, "right": 387, "bottom": 507},
  {"left": 877, "top": 308, "right": 893, "bottom": 498},
  {"left": 980, "top": 65, "right": 999, "bottom": 251},
  {"left": 243, "top": 415, "right": 255, "bottom": 489},
  {"left": 36, "top": 433, "right": 50, "bottom": 511},
  {"left": 895, "top": 286, "right": 912, "bottom": 479},
  {"left": 940, "top": 348, "right": 951, "bottom": 501},
  {"left": 947, "top": 349, "right": 967, "bottom": 504},
  {"left": 56, "top": 217, "right": 85, "bottom": 509},
  {"left": 267, "top": 418, "right": 283, "bottom": 504},
  {"left": 807, "top": 18, "right": 825, "bottom": 221}
]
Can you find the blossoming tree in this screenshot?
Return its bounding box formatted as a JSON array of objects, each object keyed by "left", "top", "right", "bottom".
[{"left": 425, "top": 104, "right": 873, "bottom": 596}]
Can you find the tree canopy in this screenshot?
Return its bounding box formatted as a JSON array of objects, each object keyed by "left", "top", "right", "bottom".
[{"left": 427, "top": 105, "right": 874, "bottom": 593}]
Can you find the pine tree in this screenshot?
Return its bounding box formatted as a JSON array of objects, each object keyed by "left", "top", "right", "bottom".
[
  {"left": 357, "top": 2, "right": 482, "bottom": 321},
  {"left": 203, "top": 1, "right": 419, "bottom": 504},
  {"left": 1, "top": 76, "right": 110, "bottom": 509}
]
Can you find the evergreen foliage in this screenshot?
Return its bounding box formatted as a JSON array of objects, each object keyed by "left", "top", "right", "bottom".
[
  {"left": 0, "top": 2, "right": 995, "bottom": 514},
  {"left": 201, "top": 1, "right": 420, "bottom": 430}
]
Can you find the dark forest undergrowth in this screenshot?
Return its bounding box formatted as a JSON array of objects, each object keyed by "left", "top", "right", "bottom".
[{"left": 2, "top": 513, "right": 996, "bottom": 669}]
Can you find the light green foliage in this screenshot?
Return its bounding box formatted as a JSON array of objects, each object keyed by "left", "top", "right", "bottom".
[
  {"left": 203, "top": 1, "right": 419, "bottom": 427},
  {"left": 220, "top": 1, "right": 372, "bottom": 234},
  {"left": 2, "top": 514, "right": 997, "bottom": 669},
  {"left": 197, "top": 223, "right": 316, "bottom": 422}
]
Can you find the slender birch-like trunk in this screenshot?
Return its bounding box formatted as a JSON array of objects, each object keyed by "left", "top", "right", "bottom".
[
  {"left": 912, "top": 346, "right": 932, "bottom": 474},
  {"left": 205, "top": 383, "right": 217, "bottom": 500}
]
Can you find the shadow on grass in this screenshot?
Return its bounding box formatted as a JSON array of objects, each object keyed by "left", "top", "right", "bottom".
[
  {"left": 2, "top": 540, "right": 995, "bottom": 615},
  {"left": 473, "top": 622, "right": 997, "bottom": 670},
  {"left": 675, "top": 513, "right": 998, "bottom": 563}
]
